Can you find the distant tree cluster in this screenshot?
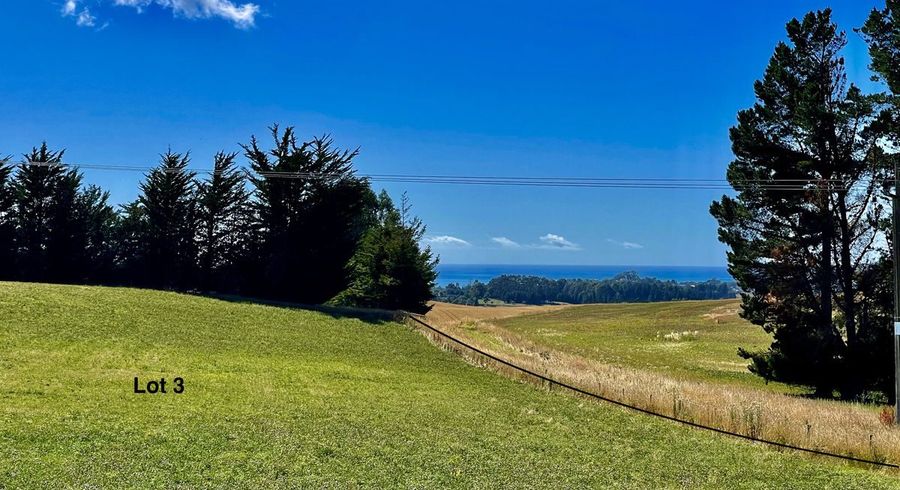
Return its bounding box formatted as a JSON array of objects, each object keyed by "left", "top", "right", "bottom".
[
  {"left": 434, "top": 272, "right": 737, "bottom": 305},
  {"left": 0, "top": 126, "right": 437, "bottom": 313},
  {"left": 712, "top": 4, "right": 900, "bottom": 400}
]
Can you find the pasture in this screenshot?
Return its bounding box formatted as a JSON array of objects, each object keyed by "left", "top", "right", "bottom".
[{"left": 0, "top": 284, "right": 896, "bottom": 487}]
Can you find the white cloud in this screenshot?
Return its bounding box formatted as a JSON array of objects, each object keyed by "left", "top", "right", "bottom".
[
  {"left": 607, "top": 238, "right": 644, "bottom": 250},
  {"left": 62, "top": 0, "right": 78, "bottom": 16},
  {"left": 426, "top": 235, "right": 471, "bottom": 247},
  {"left": 538, "top": 233, "right": 579, "bottom": 250},
  {"left": 62, "top": 0, "right": 96, "bottom": 27},
  {"left": 491, "top": 237, "right": 520, "bottom": 248},
  {"left": 61, "top": 0, "right": 261, "bottom": 29},
  {"left": 113, "top": 0, "right": 260, "bottom": 28},
  {"left": 76, "top": 8, "right": 97, "bottom": 26}
]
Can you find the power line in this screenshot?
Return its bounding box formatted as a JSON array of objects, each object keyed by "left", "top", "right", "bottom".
[
  {"left": 7, "top": 160, "right": 895, "bottom": 192},
  {"left": 404, "top": 313, "right": 900, "bottom": 469}
]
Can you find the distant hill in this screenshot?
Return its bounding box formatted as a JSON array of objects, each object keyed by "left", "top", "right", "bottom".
[{"left": 434, "top": 271, "right": 738, "bottom": 305}]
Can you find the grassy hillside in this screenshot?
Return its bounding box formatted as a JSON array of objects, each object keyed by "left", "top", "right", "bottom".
[
  {"left": 493, "top": 299, "right": 787, "bottom": 391},
  {"left": 0, "top": 283, "right": 896, "bottom": 488}
]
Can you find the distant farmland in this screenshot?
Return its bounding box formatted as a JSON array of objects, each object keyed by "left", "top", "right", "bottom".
[
  {"left": 493, "top": 299, "right": 774, "bottom": 389},
  {"left": 424, "top": 300, "right": 900, "bottom": 469}
]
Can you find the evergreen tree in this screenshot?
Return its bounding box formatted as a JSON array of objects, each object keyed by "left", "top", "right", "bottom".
[
  {"left": 7, "top": 145, "right": 116, "bottom": 284},
  {"left": 710, "top": 10, "right": 886, "bottom": 398},
  {"left": 861, "top": 2, "right": 900, "bottom": 178},
  {"left": 862, "top": 1, "right": 900, "bottom": 103},
  {"left": 43, "top": 169, "right": 90, "bottom": 283},
  {"left": 861, "top": 0, "right": 900, "bottom": 399},
  {"left": 113, "top": 200, "right": 149, "bottom": 285},
  {"left": 136, "top": 151, "right": 198, "bottom": 289},
  {"left": 75, "top": 185, "right": 117, "bottom": 283},
  {"left": 12, "top": 144, "right": 68, "bottom": 282},
  {"left": 338, "top": 191, "right": 437, "bottom": 313},
  {"left": 195, "top": 152, "right": 250, "bottom": 292},
  {"left": 0, "top": 157, "right": 14, "bottom": 279},
  {"left": 243, "top": 126, "right": 375, "bottom": 303}
]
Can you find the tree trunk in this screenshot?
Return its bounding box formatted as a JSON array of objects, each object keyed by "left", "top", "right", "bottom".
[
  {"left": 836, "top": 194, "right": 858, "bottom": 399},
  {"left": 819, "top": 185, "right": 834, "bottom": 396}
]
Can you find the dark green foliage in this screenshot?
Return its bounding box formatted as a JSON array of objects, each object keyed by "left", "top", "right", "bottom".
[
  {"left": 11, "top": 144, "right": 67, "bottom": 281},
  {"left": 710, "top": 10, "right": 888, "bottom": 398},
  {"left": 113, "top": 201, "right": 149, "bottom": 283},
  {"left": 67, "top": 184, "right": 117, "bottom": 283},
  {"left": 861, "top": 0, "right": 900, "bottom": 400},
  {"left": 862, "top": 1, "right": 900, "bottom": 96},
  {"left": 195, "top": 152, "right": 250, "bottom": 292},
  {"left": 135, "top": 151, "right": 198, "bottom": 289},
  {"left": 0, "top": 157, "right": 14, "bottom": 279},
  {"left": 434, "top": 272, "right": 736, "bottom": 305},
  {"left": 1, "top": 128, "right": 435, "bottom": 312},
  {"left": 337, "top": 191, "right": 437, "bottom": 313},
  {"left": 11, "top": 143, "right": 116, "bottom": 284},
  {"left": 243, "top": 126, "right": 375, "bottom": 303}
]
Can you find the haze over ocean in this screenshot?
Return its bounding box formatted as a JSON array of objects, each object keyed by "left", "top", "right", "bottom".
[{"left": 436, "top": 264, "right": 732, "bottom": 286}]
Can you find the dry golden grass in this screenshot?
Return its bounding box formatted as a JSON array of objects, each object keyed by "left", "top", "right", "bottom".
[
  {"left": 425, "top": 301, "right": 569, "bottom": 327},
  {"left": 411, "top": 304, "right": 900, "bottom": 467}
]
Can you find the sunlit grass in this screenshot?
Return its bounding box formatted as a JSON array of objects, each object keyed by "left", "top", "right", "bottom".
[
  {"left": 493, "top": 299, "right": 793, "bottom": 391},
  {"left": 422, "top": 300, "right": 900, "bottom": 470},
  {"left": 0, "top": 284, "right": 896, "bottom": 488}
]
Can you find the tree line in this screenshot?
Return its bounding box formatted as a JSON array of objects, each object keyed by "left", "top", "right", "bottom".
[
  {"left": 434, "top": 272, "right": 737, "bottom": 305},
  {"left": 711, "top": 3, "right": 900, "bottom": 400},
  {"left": 0, "top": 126, "right": 437, "bottom": 313}
]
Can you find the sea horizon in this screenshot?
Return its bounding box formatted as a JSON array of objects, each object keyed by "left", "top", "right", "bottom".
[{"left": 436, "top": 263, "right": 732, "bottom": 286}]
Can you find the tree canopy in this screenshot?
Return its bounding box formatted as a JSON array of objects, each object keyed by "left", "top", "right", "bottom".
[
  {"left": 0, "top": 127, "right": 437, "bottom": 313},
  {"left": 435, "top": 272, "right": 736, "bottom": 306},
  {"left": 712, "top": 9, "right": 894, "bottom": 399}
]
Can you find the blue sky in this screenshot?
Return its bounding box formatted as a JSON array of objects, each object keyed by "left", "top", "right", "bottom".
[{"left": 0, "top": 0, "right": 885, "bottom": 266}]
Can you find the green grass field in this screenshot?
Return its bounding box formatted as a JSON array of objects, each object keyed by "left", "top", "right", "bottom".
[
  {"left": 493, "top": 299, "right": 791, "bottom": 391},
  {"left": 1, "top": 283, "right": 896, "bottom": 488}
]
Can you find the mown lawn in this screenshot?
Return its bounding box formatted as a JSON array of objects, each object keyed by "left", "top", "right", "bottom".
[
  {"left": 0, "top": 283, "right": 895, "bottom": 488},
  {"left": 493, "top": 299, "right": 792, "bottom": 391}
]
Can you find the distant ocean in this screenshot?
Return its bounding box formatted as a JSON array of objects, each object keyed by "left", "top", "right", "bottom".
[{"left": 436, "top": 264, "right": 732, "bottom": 286}]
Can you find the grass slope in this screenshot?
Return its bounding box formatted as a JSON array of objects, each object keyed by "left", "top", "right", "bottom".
[
  {"left": 0, "top": 283, "right": 895, "bottom": 488},
  {"left": 494, "top": 299, "right": 789, "bottom": 391}
]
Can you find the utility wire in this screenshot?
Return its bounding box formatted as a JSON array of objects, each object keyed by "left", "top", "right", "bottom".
[
  {"left": 404, "top": 313, "right": 900, "bottom": 469},
  {"left": 8, "top": 160, "right": 895, "bottom": 192}
]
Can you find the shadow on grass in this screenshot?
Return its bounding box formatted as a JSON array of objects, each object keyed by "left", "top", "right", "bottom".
[{"left": 194, "top": 292, "right": 403, "bottom": 325}]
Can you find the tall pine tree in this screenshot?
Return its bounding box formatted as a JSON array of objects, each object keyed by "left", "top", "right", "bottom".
[
  {"left": 12, "top": 144, "right": 68, "bottom": 282},
  {"left": 861, "top": 0, "right": 900, "bottom": 399},
  {"left": 862, "top": 1, "right": 900, "bottom": 104},
  {"left": 243, "top": 126, "right": 375, "bottom": 303},
  {"left": 195, "top": 152, "right": 250, "bottom": 292},
  {"left": 0, "top": 157, "right": 14, "bottom": 279},
  {"left": 10, "top": 144, "right": 115, "bottom": 284},
  {"left": 114, "top": 200, "right": 149, "bottom": 285},
  {"left": 136, "top": 151, "right": 198, "bottom": 289},
  {"left": 710, "top": 10, "right": 887, "bottom": 398},
  {"left": 75, "top": 185, "right": 117, "bottom": 283}
]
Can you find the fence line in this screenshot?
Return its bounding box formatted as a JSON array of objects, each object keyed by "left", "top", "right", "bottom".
[{"left": 403, "top": 313, "right": 900, "bottom": 469}]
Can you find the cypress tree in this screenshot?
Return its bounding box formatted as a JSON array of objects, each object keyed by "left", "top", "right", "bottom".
[
  {"left": 195, "top": 152, "right": 250, "bottom": 292},
  {"left": 338, "top": 191, "right": 437, "bottom": 313},
  {"left": 113, "top": 200, "right": 149, "bottom": 285},
  {"left": 12, "top": 143, "right": 67, "bottom": 282},
  {"left": 136, "top": 150, "right": 197, "bottom": 289},
  {"left": 710, "top": 10, "right": 886, "bottom": 398},
  {"left": 0, "top": 157, "right": 14, "bottom": 279},
  {"left": 243, "top": 126, "right": 375, "bottom": 303},
  {"left": 861, "top": 0, "right": 900, "bottom": 399},
  {"left": 75, "top": 185, "right": 117, "bottom": 283}
]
